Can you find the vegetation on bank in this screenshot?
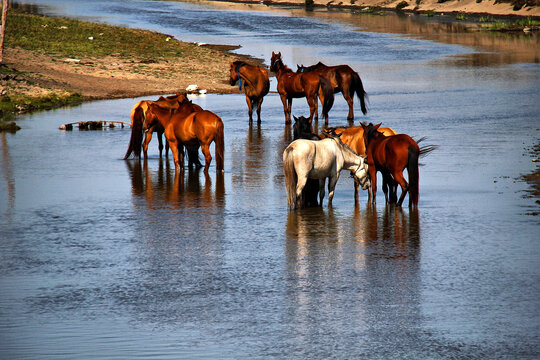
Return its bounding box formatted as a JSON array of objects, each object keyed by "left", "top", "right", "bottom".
[{"left": 0, "top": 9, "right": 232, "bottom": 131}]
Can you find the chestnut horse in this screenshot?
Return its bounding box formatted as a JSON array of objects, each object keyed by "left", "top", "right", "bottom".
[
  {"left": 143, "top": 101, "right": 224, "bottom": 173},
  {"left": 270, "top": 51, "right": 334, "bottom": 125},
  {"left": 297, "top": 62, "right": 368, "bottom": 121},
  {"left": 321, "top": 123, "right": 397, "bottom": 201},
  {"left": 124, "top": 93, "right": 202, "bottom": 168},
  {"left": 361, "top": 122, "right": 436, "bottom": 207},
  {"left": 229, "top": 60, "right": 270, "bottom": 123}
]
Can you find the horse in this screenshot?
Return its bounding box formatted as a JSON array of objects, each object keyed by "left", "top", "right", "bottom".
[
  {"left": 229, "top": 60, "right": 270, "bottom": 123},
  {"left": 270, "top": 51, "right": 334, "bottom": 125},
  {"left": 143, "top": 101, "right": 225, "bottom": 173},
  {"left": 297, "top": 62, "right": 368, "bottom": 121},
  {"left": 282, "top": 132, "right": 370, "bottom": 210},
  {"left": 361, "top": 122, "right": 436, "bottom": 207},
  {"left": 124, "top": 93, "right": 202, "bottom": 168},
  {"left": 320, "top": 123, "right": 397, "bottom": 201},
  {"left": 292, "top": 115, "right": 321, "bottom": 208}
]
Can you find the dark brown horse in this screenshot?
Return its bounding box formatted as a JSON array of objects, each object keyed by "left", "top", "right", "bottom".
[
  {"left": 270, "top": 51, "right": 334, "bottom": 125},
  {"left": 292, "top": 115, "right": 320, "bottom": 208},
  {"left": 143, "top": 101, "right": 224, "bottom": 173},
  {"left": 297, "top": 62, "right": 368, "bottom": 121},
  {"left": 361, "top": 122, "right": 436, "bottom": 207},
  {"left": 321, "top": 124, "right": 397, "bottom": 201},
  {"left": 229, "top": 60, "right": 270, "bottom": 123},
  {"left": 124, "top": 93, "right": 202, "bottom": 168}
]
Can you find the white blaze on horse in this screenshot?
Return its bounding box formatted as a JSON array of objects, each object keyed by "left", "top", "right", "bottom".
[{"left": 283, "top": 134, "right": 370, "bottom": 209}]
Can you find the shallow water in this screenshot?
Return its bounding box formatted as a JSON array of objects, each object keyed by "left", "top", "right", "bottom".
[{"left": 2, "top": 0, "right": 540, "bottom": 358}]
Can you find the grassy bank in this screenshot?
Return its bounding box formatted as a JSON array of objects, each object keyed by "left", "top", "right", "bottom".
[{"left": 0, "top": 9, "right": 244, "bottom": 131}]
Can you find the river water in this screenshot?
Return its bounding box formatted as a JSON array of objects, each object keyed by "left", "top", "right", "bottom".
[{"left": 1, "top": 0, "right": 539, "bottom": 358}]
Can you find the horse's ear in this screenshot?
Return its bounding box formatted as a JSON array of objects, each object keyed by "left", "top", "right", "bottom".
[
  {"left": 278, "top": 51, "right": 281, "bottom": 57},
  {"left": 293, "top": 115, "right": 298, "bottom": 121},
  {"left": 361, "top": 122, "right": 367, "bottom": 130},
  {"left": 374, "top": 123, "right": 382, "bottom": 130}
]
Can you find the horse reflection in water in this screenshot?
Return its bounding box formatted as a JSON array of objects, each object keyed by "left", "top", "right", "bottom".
[
  {"left": 285, "top": 205, "right": 421, "bottom": 336},
  {"left": 125, "top": 159, "right": 225, "bottom": 209}
]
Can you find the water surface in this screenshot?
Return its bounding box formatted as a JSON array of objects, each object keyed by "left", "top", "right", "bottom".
[{"left": 1, "top": 0, "right": 539, "bottom": 358}]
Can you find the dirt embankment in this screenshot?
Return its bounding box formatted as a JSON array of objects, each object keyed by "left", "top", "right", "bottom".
[{"left": 232, "top": 0, "right": 540, "bottom": 17}]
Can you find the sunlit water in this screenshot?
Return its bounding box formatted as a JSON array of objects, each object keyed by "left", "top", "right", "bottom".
[{"left": 1, "top": 0, "right": 540, "bottom": 358}]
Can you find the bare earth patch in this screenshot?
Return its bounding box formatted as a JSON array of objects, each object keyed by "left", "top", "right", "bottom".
[{"left": 2, "top": 45, "right": 257, "bottom": 100}]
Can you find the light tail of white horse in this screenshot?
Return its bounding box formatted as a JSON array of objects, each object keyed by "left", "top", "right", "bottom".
[{"left": 283, "top": 147, "right": 298, "bottom": 210}]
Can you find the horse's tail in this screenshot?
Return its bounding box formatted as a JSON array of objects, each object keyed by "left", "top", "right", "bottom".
[
  {"left": 214, "top": 117, "right": 225, "bottom": 172},
  {"left": 283, "top": 147, "right": 298, "bottom": 210},
  {"left": 351, "top": 71, "right": 368, "bottom": 115},
  {"left": 319, "top": 77, "right": 334, "bottom": 119},
  {"left": 408, "top": 146, "right": 420, "bottom": 207},
  {"left": 124, "top": 104, "right": 145, "bottom": 159}
]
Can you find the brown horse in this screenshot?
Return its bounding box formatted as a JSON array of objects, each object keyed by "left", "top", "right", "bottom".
[
  {"left": 143, "top": 101, "right": 224, "bottom": 173},
  {"left": 297, "top": 62, "right": 368, "bottom": 121},
  {"left": 321, "top": 124, "right": 397, "bottom": 201},
  {"left": 229, "top": 60, "right": 270, "bottom": 123},
  {"left": 361, "top": 122, "right": 436, "bottom": 207},
  {"left": 270, "top": 51, "right": 334, "bottom": 125},
  {"left": 124, "top": 93, "right": 202, "bottom": 168}
]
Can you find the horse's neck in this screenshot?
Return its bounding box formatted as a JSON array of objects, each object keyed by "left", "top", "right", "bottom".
[{"left": 336, "top": 140, "right": 361, "bottom": 169}]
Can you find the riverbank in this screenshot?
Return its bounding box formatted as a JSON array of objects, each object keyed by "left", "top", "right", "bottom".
[
  {"left": 0, "top": 9, "right": 259, "bottom": 130},
  {"left": 226, "top": 0, "right": 540, "bottom": 18}
]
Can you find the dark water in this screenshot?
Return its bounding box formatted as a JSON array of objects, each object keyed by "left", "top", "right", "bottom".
[{"left": 1, "top": 0, "right": 540, "bottom": 358}]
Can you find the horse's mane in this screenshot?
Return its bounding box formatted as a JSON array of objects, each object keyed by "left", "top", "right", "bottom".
[
  {"left": 273, "top": 57, "right": 292, "bottom": 72},
  {"left": 325, "top": 130, "right": 361, "bottom": 157},
  {"left": 232, "top": 60, "right": 247, "bottom": 68}
]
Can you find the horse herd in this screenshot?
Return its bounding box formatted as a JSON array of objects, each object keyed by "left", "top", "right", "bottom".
[{"left": 124, "top": 51, "right": 436, "bottom": 209}]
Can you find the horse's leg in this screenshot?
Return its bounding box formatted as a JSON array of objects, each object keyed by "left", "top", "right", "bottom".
[
  {"left": 200, "top": 143, "right": 212, "bottom": 173},
  {"left": 280, "top": 94, "right": 290, "bottom": 124},
  {"left": 166, "top": 133, "right": 180, "bottom": 171},
  {"left": 287, "top": 97, "right": 293, "bottom": 124},
  {"left": 165, "top": 138, "right": 169, "bottom": 158},
  {"left": 245, "top": 95, "right": 253, "bottom": 123},
  {"left": 318, "top": 178, "right": 326, "bottom": 207},
  {"left": 368, "top": 168, "right": 377, "bottom": 204},
  {"left": 342, "top": 84, "right": 354, "bottom": 121},
  {"left": 327, "top": 174, "right": 340, "bottom": 206},
  {"left": 143, "top": 130, "right": 152, "bottom": 159},
  {"left": 256, "top": 97, "right": 263, "bottom": 123},
  {"left": 307, "top": 94, "right": 317, "bottom": 124},
  {"left": 157, "top": 132, "right": 164, "bottom": 158},
  {"left": 295, "top": 175, "right": 308, "bottom": 209},
  {"left": 393, "top": 171, "right": 410, "bottom": 207}
]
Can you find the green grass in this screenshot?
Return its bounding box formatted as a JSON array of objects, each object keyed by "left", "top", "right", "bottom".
[
  {"left": 483, "top": 16, "right": 540, "bottom": 30},
  {"left": 6, "top": 10, "right": 192, "bottom": 60}
]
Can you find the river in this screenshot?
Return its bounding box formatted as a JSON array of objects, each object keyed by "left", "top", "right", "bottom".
[{"left": 1, "top": 0, "right": 539, "bottom": 358}]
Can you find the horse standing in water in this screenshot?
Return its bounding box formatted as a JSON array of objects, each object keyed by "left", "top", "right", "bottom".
[
  {"left": 292, "top": 116, "right": 320, "bottom": 208},
  {"left": 229, "top": 60, "right": 270, "bottom": 123},
  {"left": 270, "top": 51, "right": 334, "bottom": 125},
  {"left": 297, "top": 62, "right": 368, "bottom": 121},
  {"left": 361, "top": 122, "right": 436, "bottom": 207},
  {"left": 283, "top": 132, "right": 370, "bottom": 210},
  {"left": 143, "top": 101, "right": 225, "bottom": 173},
  {"left": 320, "top": 123, "right": 397, "bottom": 201},
  {"left": 124, "top": 93, "right": 202, "bottom": 168}
]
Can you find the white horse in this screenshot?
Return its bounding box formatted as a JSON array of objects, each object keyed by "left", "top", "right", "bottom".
[{"left": 283, "top": 135, "right": 371, "bottom": 209}]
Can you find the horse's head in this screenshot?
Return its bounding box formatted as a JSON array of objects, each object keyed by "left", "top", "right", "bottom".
[
  {"left": 142, "top": 105, "right": 159, "bottom": 132},
  {"left": 361, "top": 122, "right": 382, "bottom": 148},
  {"left": 229, "top": 61, "right": 239, "bottom": 86},
  {"left": 270, "top": 51, "right": 282, "bottom": 72},
  {"left": 296, "top": 64, "right": 306, "bottom": 73},
  {"left": 352, "top": 156, "right": 371, "bottom": 190}
]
